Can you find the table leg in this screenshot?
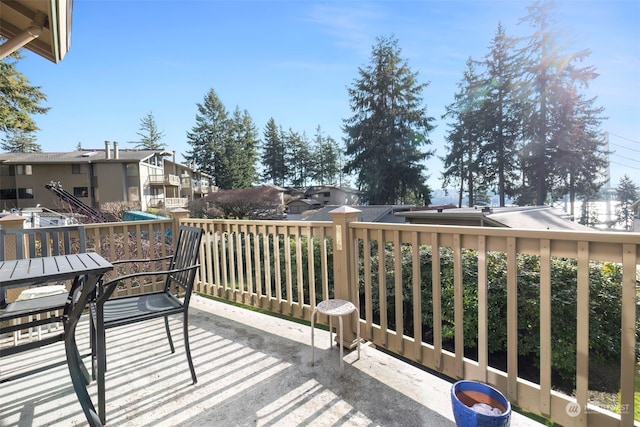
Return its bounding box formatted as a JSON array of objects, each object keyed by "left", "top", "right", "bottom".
[{"left": 64, "top": 273, "right": 102, "bottom": 427}]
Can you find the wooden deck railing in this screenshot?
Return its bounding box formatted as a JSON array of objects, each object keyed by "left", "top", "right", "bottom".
[
  {"left": 4, "top": 210, "right": 637, "bottom": 427},
  {"left": 182, "top": 211, "right": 639, "bottom": 427}
]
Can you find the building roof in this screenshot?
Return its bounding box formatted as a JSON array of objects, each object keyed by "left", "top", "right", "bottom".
[
  {"left": 0, "top": 149, "right": 169, "bottom": 164},
  {"left": 303, "top": 205, "right": 410, "bottom": 223},
  {"left": 287, "top": 198, "right": 322, "bottom": 207},
  {"left": 0, "top": 0, "right": 72, "bottom": 63},
  {"left": 398, "top": 205, "right": 595, "bottom": 231},
  {"left": 304, "top": 185, "right": 361, "bottom": 196}
]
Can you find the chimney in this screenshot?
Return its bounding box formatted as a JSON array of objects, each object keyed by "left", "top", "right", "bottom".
[
  {"left": 105, "top": 141, "right": 111, "bottom": 159},
  {"left": 173, "top": 150, "right": 177, "bottom": 175},
  {"left": 113, "top": 141, "right": 119, "bottom": 159}
]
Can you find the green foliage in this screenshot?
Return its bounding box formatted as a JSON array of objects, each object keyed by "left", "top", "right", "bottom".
[
  {"left": 184, "top": 89, "right": 259, "bottom": 190},
  {"left": 131, "top": 112, "right": 166, "bottom": 150},
  {"left": 360, "top": 243, "right": 626, "bottom": 384},
  {"left": 0, "top": 52, "right": 49, "bottom": 139},
  {"left": 343, "top": 35, "right": 434, "bottom": 205},
  {"left": 616, "top": 174, "right": 639, "bottom": 230},
  {"left": 1, "top": 129, "right": 41, "bottom": 153},
  {"left": 261, "top": 117, "right": 288, "bottom": 186}
]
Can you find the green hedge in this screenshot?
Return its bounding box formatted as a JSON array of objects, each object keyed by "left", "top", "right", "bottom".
[{"left": 359, "top": 242, "right": 627, "bottom": 384}]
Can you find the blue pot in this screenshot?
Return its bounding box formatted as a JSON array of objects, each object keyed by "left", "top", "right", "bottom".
[{"left": 451, "top": 380, "right": 511, "bottom": 427}]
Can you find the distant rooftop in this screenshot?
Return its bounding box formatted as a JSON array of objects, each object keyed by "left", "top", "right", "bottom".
[{"left": 398, "top": 205, "right": 595, "bottom": 231}]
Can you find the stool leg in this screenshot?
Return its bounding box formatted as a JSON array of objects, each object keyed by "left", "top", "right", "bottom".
[
  {"left": 311, "top": 308, "right": 317, "bottom": 366},
  {"left": 355, "top": 308, "right": 360, "bottom": 361},
  {"left": 338, "top": 315, "right": 344, "bottom": 369},
  {"left": 328, "top": 315, "right": 333, "bottom": 348}
]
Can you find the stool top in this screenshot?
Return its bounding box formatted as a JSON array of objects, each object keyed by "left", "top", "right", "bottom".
[
  {"left": 16, "top": 285, "right": 67, "bottom": 301},
  {"left": 316, "top": 299, "right": 356, "bottom": 316}
]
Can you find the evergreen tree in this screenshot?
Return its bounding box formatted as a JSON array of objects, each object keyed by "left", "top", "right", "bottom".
[
  {"left": 441, "top": 58, "right": 487, "bottom": 207},
  {"left": 225, "top": 107, "right": 259, "bottom": 188},
  {"left": 343, "top": 35, "right": 434, "bottom": 205},
  {"left": 481, "top": 23, "right": 524, "bottom": 206},
  {"left": 184, "top": 88, "right": 229, "bottom": 187},
  {"left": 615, "top": 175, "right": 639, "bottom": 230},
  {"left": 286, "top": 129, "right": 313, "bottom": 187},
  {"left": 133, "top": 112, "right": 166, "bottom": 150},
  {"left": 0, "top": 52, "right": 49, "bottom": 143},
  {"left": 547, "top": 88, "right": 608, "bottom": 216},
  {"left": 518, "top": 0, "right": 605, "bottom": 205},
  {"left": 261, "top": 118, "right": 288, "bottom": 186},
  {"left": 0, "top": 129, "right": 41, "bottom": 153},
  {"left": 312, "top": 125, "right": 341, "bottom": 186}
]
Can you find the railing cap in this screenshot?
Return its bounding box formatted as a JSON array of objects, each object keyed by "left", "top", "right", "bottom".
[{"left": 328, "top": 206, "right": 361, "bottom": 215}]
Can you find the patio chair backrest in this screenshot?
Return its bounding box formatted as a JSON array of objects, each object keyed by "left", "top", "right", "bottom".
[
  {"left": 164, "top": 225, "right": 203, "bottom": 304},
  {"left": 0, "top": 225, "right": 87, "bottom": 306},
  {"left": 0, "top": 225, "right": 87, "bottom": 260}
]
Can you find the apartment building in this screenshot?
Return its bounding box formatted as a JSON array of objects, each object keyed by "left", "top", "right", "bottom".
[{"left": 0, "top": 142, "right": 213, "bottom": 212}]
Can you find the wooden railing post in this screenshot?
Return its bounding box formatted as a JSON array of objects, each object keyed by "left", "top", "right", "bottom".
[
  {"left": 329, "top": 206, "right": 361, "bottom": 349},
  {"left": 170, "top": 208, "right": 190, "bottom": 248},
  {"left": 0, "top": 214, "right": 27, "bottom": 303}
]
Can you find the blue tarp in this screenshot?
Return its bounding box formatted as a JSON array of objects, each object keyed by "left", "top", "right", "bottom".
[{"left": 123, "top": 211, "right": 168, "bottom": 221}]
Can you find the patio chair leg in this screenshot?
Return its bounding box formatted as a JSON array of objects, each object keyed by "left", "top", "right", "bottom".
[
  {"left": 96, "top": 320, "right": 107, "bottom": 425},
  {"left": 164, "top": 316, "right": 175, "bottom": 353},
  {"left": 183, "top": 312, "right": 197, "bottom": 384}
]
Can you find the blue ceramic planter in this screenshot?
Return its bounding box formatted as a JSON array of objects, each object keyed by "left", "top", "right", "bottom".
[{"left": 451, "top": 380, "right": 511, "bottom": 427}]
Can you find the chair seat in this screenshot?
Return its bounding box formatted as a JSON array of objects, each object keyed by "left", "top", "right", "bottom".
[
  {"left": 0, "top": 292, "right": 69, "bottom": 320},
  {"left": 100, "top": 292, "right": 183, "bottom": 327}
]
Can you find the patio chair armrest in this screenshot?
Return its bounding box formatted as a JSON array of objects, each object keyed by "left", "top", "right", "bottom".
[
  {"left": 111, "top": 254, "right": 173, "bottom": 265},
  {"left": 98, "top": 264, "right": 200, "bottom": 302}
]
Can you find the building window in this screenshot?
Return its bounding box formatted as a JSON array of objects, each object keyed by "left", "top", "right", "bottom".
[
  {"left": 128, "top": 186, "right": 139, "bottom": 202},
  {"left": 16, "top": 165, "right": 32, "bottom": 175},
  {"left": 0, "top": 189, "right": 17, "bottom": 199},
  {"left": 126, "top": 164, "right": 139, "bottom": 176},
  {"left": 18, "top": 188, "right": 34, "bottom": 199},
  {"left": 0, "top": 165, "right": 15, "bottom": 176},
  {"left": 72, "top": 164, "right": 87, "bottom": 174},
  {"left": 74, "top": 187, "right": 89, "bottom": 197}
]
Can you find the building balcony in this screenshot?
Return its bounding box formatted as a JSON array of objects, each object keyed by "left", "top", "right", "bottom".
[
  {"left": 147, "top": 174, "right": 180, "bottom": 186},
  {"left": 148, "top": 197, "right": 188, "bottom": 208},
  {"left": 1, "top": 215, "right": 638, "bottom": 426}
]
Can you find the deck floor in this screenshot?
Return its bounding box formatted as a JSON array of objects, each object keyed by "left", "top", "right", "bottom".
[{"left": 0, "top": 295, "right": 545, "bottom": 426}]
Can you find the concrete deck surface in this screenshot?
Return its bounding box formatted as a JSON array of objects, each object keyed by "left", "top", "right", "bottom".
[{"left": 0, "top": 295, "right": 546, "bottom": 426}]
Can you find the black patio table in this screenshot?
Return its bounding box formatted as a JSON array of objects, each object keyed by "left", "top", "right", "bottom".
[{"left": 0, "top": 252, "right": 113, "bottom": 427}]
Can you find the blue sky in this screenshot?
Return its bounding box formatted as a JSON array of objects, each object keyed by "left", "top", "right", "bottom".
[{"left": 16, "top": 0, "right": 640, "bottom": 190}]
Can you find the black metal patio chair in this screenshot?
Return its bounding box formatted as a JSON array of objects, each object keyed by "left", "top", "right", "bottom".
[
  {"left": 89, "top": 224, "right": 203, "bottom": 425},
  {"left": 0, "top": 225, "right": 87, "bottom": 367}
]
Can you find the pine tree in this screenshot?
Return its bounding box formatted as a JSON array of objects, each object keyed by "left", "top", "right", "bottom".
[
  {"left": 261, "top": 118, "right": 288, "bottom": 186},
  {"left": 133, "top": 112, "right": 166, "bottom": 150},
  {"left": 518, "top": 0, "right": 605, "bottom": 205},
  {"left": 0, "top": 52, "right": 49, "bottom": 143},
  {"left": 184, "top": 88, "right": 229, "bottom": 187},
  {"left": 0, "top": 129, "right": 41, "bottom": 153},
  {"left": 615, "top": 175, "right": 639, "bottom": 230},
  {"left": 481, "top": 23, "right": 524, "bottom": 206},
  {"left": 286, "top": 129, "right": 313, "bottom": 187},
  {"left": 442, "top": 58, "right": 487, "bottom": 207},
  {"left": 312, "top": 125, "right": 341, "bottom": 186},
  {"left": 225, "top": 107, "right": 259, "bottom": 189},
  {"left": 343, "top": 35, "right": 434, "bottom": 205}
]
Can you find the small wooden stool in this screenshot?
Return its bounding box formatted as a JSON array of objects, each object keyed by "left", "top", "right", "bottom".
[{"left": 311, "top": 299, "right": 360, "bottom": 368}]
